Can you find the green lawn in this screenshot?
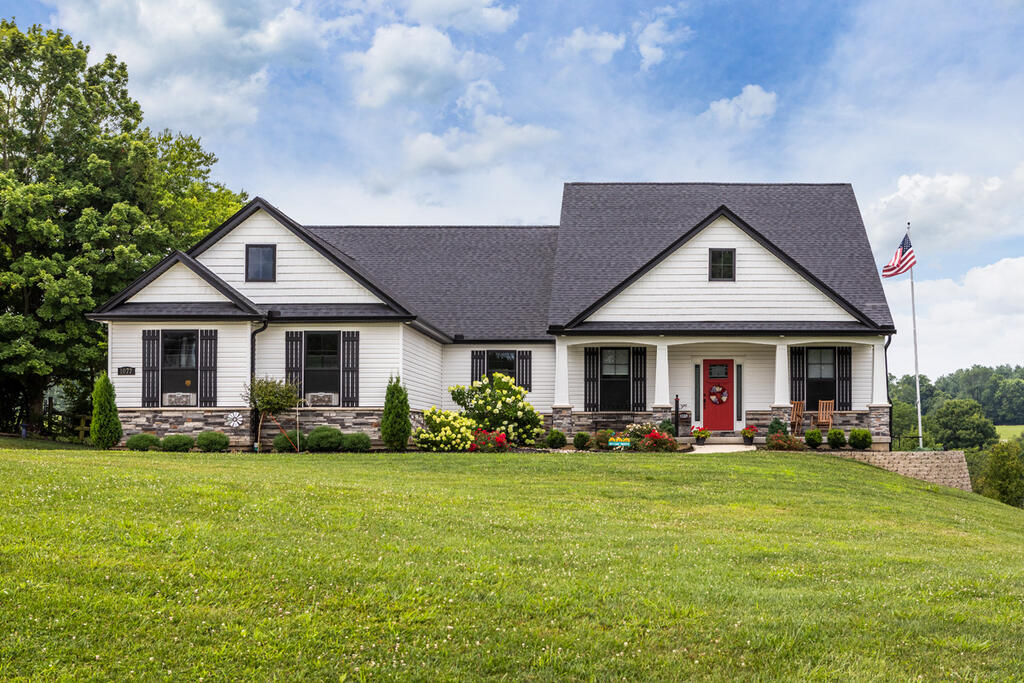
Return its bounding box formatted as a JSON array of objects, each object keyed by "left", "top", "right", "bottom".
[
  {"left": 0, "top": 435, "right": 93, "bottom": 450},
  {"left": 1, "top": 449, "right": 1022, "bottom": 680},
  {"left": 995, "top": 424, "right": 1024, "bottom": 441}
]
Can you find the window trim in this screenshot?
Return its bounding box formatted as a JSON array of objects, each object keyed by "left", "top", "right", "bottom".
[
  {"left": 245, "top": 244, "right": 277, "bottom": 282},
  {"left": 708, "top": 247, "right": 736, "bottom": 282},
  {"left": 485, "top": 349, "right": 517, "bottom": 382},
  {"left": 160, "top": 328, "right": 199, "bottom": 407}
]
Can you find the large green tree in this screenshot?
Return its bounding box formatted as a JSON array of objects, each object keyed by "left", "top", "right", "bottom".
[
  {"left": 926, "top": 399, "right": 999, "bottom": 451},
  {"left": 0, "top": 20, "right": 246, "bottom": 430}
]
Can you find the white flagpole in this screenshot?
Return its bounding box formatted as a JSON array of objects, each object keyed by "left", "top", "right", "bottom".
[{"left": 908, "top": 221, "right": 923, "bottom": 449}]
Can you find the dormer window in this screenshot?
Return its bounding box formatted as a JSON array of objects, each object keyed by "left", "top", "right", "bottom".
[
  {"left": 246, "top": 244, "right": 276, "bottom": 282},
  {"left": 708, "top": 248, "right": 735, "bottom": 281}
]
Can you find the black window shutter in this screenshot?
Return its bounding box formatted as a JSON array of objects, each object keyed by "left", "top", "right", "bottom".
[
  {"left": 342, "top": 331, "right": 359, "bottom": 407},
  {"left": 694, "top": 364, "right": 701, "bottom": 421},
  {"left": 631, "top": 347, "right": 647, "bottom": 412},
  {"left": 285, "top": 331, "right": 303, "bottom": 396},
  {"left": 836, "top": 346, "right": 852, "bottom": 410},
  {"left": 516, "top": 350, "right": 532, "bottom": 391},
  {"left": 199, "top": 329, "right": 217, "bottom": 407},
  {"left": 142, "top": 330, "right": 159, "bottom": 407},
  {"left": 584, "top": 348, "right": 599, "bottom": 411},
  {"left": 790, "top": 347, "right": 806, "bottom": 402},
  {"left": 736, "top": 364, "right": 743, "bottom": 420},
  {"left": 471, "top": 350, "right": 486, "bottom": 383}
]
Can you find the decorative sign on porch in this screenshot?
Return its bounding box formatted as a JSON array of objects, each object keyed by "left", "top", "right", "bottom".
[
  {"left": 117, "top": 366, "right": 135, "bottom": 376},
  {"left": 608, "top": 436, "right": 632, "bottom": 449}
]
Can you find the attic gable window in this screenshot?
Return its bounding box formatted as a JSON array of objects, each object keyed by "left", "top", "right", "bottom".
[
  {"left": 246, "top": 244, "right": 276, "bottom": 282},
  {"left": 708, "top": 248, "right": 735, "bottom": 281}
]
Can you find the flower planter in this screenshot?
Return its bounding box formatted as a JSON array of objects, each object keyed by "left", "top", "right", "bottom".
[
  {"left": 742, "top": 435, "right": 754, "bottom": 445},
  {"left": 695, "top": 437, "right": 707, "bottom": 445}
]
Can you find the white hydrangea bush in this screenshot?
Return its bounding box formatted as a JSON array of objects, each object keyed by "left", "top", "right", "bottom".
[
  {"left": 448, "top": 373, "right": 546, "bottom": 446},
  {"left": 414, "top": 407, "right": 475, "bottom": 452}
]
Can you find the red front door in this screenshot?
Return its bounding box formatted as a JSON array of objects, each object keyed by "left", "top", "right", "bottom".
[{"left": 703, "top": 359, "right": 734, "bottom": 431}]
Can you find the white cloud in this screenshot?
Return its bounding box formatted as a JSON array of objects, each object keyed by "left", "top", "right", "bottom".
[
  {"left": 704, "top": 84, "right": 778, "bottom": 131},
  {"left": 346, "top": 24, "right": 495, "bottom": 107},
  {"left": 401, "top": 0, "right": 517, "bottom": 33},
  {"left": 553, "top": 28, "right": 626, "bottom": 65},
  {"left": 633, "top": 6, "right": 692, "bottom": 71},
  {"left": 457, "top": 79, "right": 501, "bottom": 111},
  {"left": 864, "top": 164, "right": 1024, "bottom": 248},
  {"left": 884, "top": 257, "right": 1024, "bottom": 376}
]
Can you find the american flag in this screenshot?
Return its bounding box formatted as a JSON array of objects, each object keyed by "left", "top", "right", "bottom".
[{"left": 882, "top": 233, "right": 916, "bottom": 278}]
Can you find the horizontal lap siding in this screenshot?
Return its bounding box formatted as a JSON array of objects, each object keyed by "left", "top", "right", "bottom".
[
  {"left": 195, "top": 210, "right": 382, "bottom": 304},
  {"left": 127, "top": 263, "right": 228, "bottom": 303},
  {"left": 108, "top": 321, "right": 251, "bottom": 408},
  {"left": 402, "top": 328, "right": 443, "bottom": 411},
  {"left": 851, "top": 344, "right": 872, "bottom": 409},
  {"left": 255, "top": 322, "right": 400, "bottom": 407},
  {"left": 441, "top": 344, "right": 555, "bottom": 413},
  {"left": 587, "top": 217, "right": 856, "bottom": 322}
]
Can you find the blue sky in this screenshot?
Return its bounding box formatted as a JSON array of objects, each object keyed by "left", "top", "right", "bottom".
[{"left": 9, "top": 0, "right": 1024, "bottom": 376}]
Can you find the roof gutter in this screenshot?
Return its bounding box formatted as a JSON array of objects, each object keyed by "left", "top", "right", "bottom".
[{"left": 250, "top": 314, "right": 270, "bottom": 378}]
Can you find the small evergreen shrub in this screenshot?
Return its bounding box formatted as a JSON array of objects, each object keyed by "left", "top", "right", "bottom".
[
  {"left": 125, "top": 433, "right": 159, "bottom": 451},
  {"left": 380, "top": 376, "right": 412, "bottom": 450},
  {"left": 658, "top": 419, "right": 675, "bottom": 435},
  {"left": 90, "top": 372, "right": 122, "bottom": 449},
  {"left": 573, "top": 431, "right": 592, "bottom": 450},
  {"left": 766, "top": 432, "right": 805, "bottom": 451},
  {"left": 767, "top": 418, "right": 788, "bottom": 436},
  {"left": 196, "top": 430, "right": 230, "bottom": 452},
  {"left": 306, "top": 426, "right": 345, "bottom": 452},
  {"left": 827, "top": 428, "right": 847, "bottom": 449},
  {"left": 546, "top": 429, "right": 567, "bottom": 449},
  {"left": 414, "top": 408, "right": 475, "bottom": 452},
  {"left": 161, "top": 434, "right": 195, "bottom": 452},
  {"left": 273, "top": 429, "right": 305, "bottom": 453},
  {"left": 343, "top": 432, "right": 372, "bottom": 452},
  {"left": 804, "top": 429, "right": 823, "bottom": 449},
  {"left": 849, "top": 428, "right": 873, "bottom": 450},
  {"left": 595, "top": 429, "right": 614, "bottom": 450}
]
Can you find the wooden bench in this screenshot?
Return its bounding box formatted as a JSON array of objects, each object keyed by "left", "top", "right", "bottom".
[
  {"left": 789, "top": 401, "right": 804, "bottom": 435},
  {"left": 812, "top": 400, "right": 835, "bottom": 433}
]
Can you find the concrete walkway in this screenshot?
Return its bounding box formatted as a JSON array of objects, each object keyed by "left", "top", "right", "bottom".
[{"left": 688, "top": 443, "right": 757, "bottom": 454}]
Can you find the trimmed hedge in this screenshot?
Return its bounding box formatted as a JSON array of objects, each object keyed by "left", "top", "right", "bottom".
[
  {"left": 343, "top": 433, "right": 372, "bottom": 452},
  {"left": 766, "top": 432, "right": 805, "bottom": 451},
  {"left": 125, "top": 433, "right": 160, "bottom": 451},
  {"left": 273, "top": 429, "right": 305, "bottom": 453},
  {"left": 595, "top": 429, "right": 614, "bottom": 450},
  {"left": 849, "top": 428, "right": 872, "bottom": 450},
  {"left": 546, "top": 429, "right": 567, "bottom": 449},
  {"left": 306, "top": 426, "right": 345, "bottom": 452},
  {"left": 827, "top": 429, "right": 847, "bottom": 449},
  {"left": 573, "top": 432, "right": 592, "bottom": 450},
  {"left": 804, "top": 429, "right": 823, "bottom": 449},
  {"left": 196, "top": 431, "right": 230, "bottom": 453},
  {"left": 161, "top": 434, "right": 195, "bottom": 452}
]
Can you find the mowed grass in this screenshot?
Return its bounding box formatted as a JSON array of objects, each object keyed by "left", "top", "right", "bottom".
[
  {"left": 1, "top": 450, "right": 1023, "bottom": 680},
  {"left": 0, "top": 435, "right": 93, "bottom": 450},
  {"left": 995, "top": 424, "right": 1024, "bottom": 441}
]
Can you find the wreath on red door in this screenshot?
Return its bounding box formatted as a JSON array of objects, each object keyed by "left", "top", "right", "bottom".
[{"left": 708, "top": 384, "right": 729, "bottom": 405}]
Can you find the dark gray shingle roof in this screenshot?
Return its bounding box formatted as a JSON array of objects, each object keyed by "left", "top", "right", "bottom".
[{"left": 549, "top": 183, "right": 893, "bottom": 329}]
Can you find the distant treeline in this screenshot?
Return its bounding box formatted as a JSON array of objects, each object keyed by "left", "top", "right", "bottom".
[{"left": 891, "top": 364, "right": 1024, "bottom": 426}]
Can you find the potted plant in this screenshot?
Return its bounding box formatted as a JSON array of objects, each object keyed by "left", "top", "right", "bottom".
[
  {"left": 741, "top": 424, "right": 757, "bottom": 445},
  {"left": 690, "top": 424, "right": 711, "bottom": 445}
]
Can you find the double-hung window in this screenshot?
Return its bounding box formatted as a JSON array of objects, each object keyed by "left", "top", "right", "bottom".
[
  {"left": 805, "top": 347, "right": 836, "bottom": 410},
  {"left": 304, "top": 332, "right": 341, "bottom": 403},
  {"left": 485, "top": 350, "right": 516, "bottom": 382},
  {"left": 161, "top": 330, "right": 198, "bottom": 406}
]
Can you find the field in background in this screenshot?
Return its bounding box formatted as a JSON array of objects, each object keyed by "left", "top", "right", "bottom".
[
  {"left": 1, "top": 448, "right": 1022, "bottom": 679},
  {"left": 995, "top": 424, "right": 1024, "bottom": 441}
]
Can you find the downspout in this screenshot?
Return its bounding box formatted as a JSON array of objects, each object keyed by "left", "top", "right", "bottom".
[
  {"left": 885, "top": 335, "right": 893, "bottom": 451},
  {"left": 250, "top": 315, "right": 270, "bottom": 447}
]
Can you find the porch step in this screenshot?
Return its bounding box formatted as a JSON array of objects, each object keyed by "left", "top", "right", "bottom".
[{"left": 675, "top": 435, "right": 766, "bottom": 445}]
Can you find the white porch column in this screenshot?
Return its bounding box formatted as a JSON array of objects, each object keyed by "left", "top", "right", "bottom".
[
  {"left": 871, "top": 339, "right": 889, "bottom": 405},
  {"left": 653, "top": 342, "right": 670, "bottom": 408},
  {"left": 553, "top": 337, "right": 571, "bottom": 408},
  {"left": 773, "top": 341, "right": 790, "bottom": 407}
]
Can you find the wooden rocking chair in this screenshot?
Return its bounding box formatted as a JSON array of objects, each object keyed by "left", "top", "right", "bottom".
[
  {"left": 789, "top": 401, "right": 804, "bottom": 435},
  {"left": 812, "top": 400, "right": 835, "bottom": 433}
]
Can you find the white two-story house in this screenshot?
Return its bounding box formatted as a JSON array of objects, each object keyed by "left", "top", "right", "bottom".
[{"left": 89, "top": 182, "right": 896, "bottom": 447}]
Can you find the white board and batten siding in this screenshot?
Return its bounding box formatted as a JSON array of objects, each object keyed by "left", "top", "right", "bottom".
[
  {"left": 195, "top": 209, "right": 383, "bottom": 305},
  {"left": 107, "top": 321, "right": 251, "bottom": 408},
  {"left": 441, "top": 344, "right": 555, "bottom": 413},
  {"left": 586, "top": 216, "right": 857, "bottom": 323},
  {"left": 401, "top": 327, "right": 443, "bottom": 411},
  {"left": 127, "top": 263, "right": 228, "bottom": 303},
  {"left": 255, "top": 322, "right": 401, "bottom": 407}
]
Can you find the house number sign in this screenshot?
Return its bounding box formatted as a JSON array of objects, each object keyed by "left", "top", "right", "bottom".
[{"left": 117, "top": 366, "right": 136, "bottom": 376}]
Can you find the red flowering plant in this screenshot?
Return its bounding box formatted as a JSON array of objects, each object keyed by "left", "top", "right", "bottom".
[
  {"left": 469, "top": 428, "right": 510, "bottom": 453},
  {"left": 639, "top": 429, "right": 677, "bottom": 452},
  {"left": 690, "top": 424, "right": 711, "bottom": 439},
  {"left": 740, "top": 424, "right": 758, "bottom": 438}
]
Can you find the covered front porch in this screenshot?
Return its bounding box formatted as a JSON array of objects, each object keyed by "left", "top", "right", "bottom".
[{"left": 549, "top": 335, "right": 891, "bottom": 441}]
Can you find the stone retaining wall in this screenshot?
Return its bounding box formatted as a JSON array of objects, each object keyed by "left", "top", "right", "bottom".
[{"left": 833, "top": 450, "right": 972, "bottom": 491}]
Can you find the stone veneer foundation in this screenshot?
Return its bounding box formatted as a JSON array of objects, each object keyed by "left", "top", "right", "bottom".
[
  {"left": 551, "top": 409, "right": 687, "bottom": 436},
  {"left": 745, "top": 406, "right": 891, "bottom": 440}
]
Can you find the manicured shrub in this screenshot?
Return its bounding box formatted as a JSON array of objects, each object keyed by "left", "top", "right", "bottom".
[
  {"left": 639, "top": 430, "right": 677, "bottom": 452},
  {"left": 658, "top": 419, "right": 675, "bottom": 436},
  {"left": 273, "top": 429, "right": 305, "bottom": 453},
  {"left": 573, "top": 431, "right": 592, "bottom": 450},
  {"left": 595, "top": 429, "right": 614, "bottom": 450},
  {"left": 125, "top": 433, "right": 159, "bottom": 451},
  {"left": 306, "top": 426, "right": 345, "bottom": 452},
  {"left": 243, "top": 377, "right": 300, "bottom": 447},
  {"left": 827, "top": 428, "right": 847, "bottom": 449},
  {"left": 545, "top": 429, "right": 567, "bottom": 449},
  {"left": 470, "top": 429, "right": 509, "bottom": 453},
  {"left": 849, "top": 428, "right": 873, "bottom": 450},
  {"left": 196, "top": 430, "right": 230, "bottom": 452},
  {"left": 414, "top": 407, "right": 475, "bottom": 452},
  {"left": 804, "top": 429, "right": 823, "bottom": 449},
  {"left": 343, "top": 432, "right": 372, "bottom": 452},
  {"left": 380, "top": 375, "right": 412, "bottom": 451},
  {"left": 768, "top": 418, "right": 788, "bottom": 436},
  {"left": 161, "top": 434, "right": 195, "bottom": 452},
  {"left": 766, "top": 432, "right": 805, "bottom": 451},
  {"left": 449, "top": 373, "right": 545, "bottom": 446},
  {"left": 624, "top": 423, "right": 658, "bottom": 441},
  {"left": 90, "top": 372, "right": 122, "bottom": 449}
]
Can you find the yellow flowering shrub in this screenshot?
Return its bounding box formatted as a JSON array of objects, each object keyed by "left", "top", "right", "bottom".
[
  {"left": 448, "top": 373, "right": 545, "bottom": 446},
  {"left": 414, "top": 407, "right": 476, "bottom": 452}
]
